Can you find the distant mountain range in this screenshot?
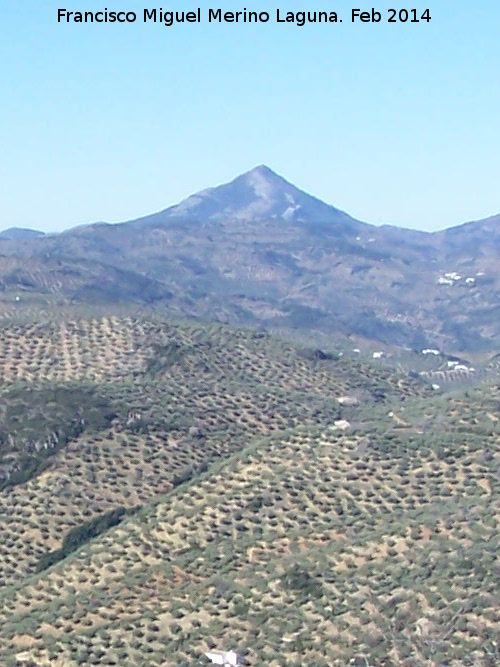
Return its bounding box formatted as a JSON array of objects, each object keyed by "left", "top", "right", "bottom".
[
  {"left": 1, "top": 166, "right": 499, "bottom": 353},
  {"left": 0, "top": 227, "right": 45, "bottom": 240}
]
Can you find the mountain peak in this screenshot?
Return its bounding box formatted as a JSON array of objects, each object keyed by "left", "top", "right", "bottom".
[
  {"left": 241, "top": 164, "right": 283, "bottom": 182},
  {"left": 133, "top": 165, "right": 358, "bottom": 229},
  {"left": 231, "top": 165, "right": 295, "bottom": 205},
  {"left": 245, "top": 164, "right": 276, "bottom": 176}
]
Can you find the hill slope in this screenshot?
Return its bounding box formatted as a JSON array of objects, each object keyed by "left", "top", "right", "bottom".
[
  {"left": 0, "top": 315, "right": 499, "bottom": 667},
  {"left": 0, "top": 315, "right": 428, "bottom": 590}
]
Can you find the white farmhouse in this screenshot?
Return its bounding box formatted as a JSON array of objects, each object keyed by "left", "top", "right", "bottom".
[{"left": 205, "top": 650, "right": 241, "bottom": 666}]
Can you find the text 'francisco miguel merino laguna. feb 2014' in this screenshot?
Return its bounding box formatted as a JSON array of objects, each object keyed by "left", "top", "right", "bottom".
[{"left": 57, "top": 8, "right": 432, "bottom": 25}]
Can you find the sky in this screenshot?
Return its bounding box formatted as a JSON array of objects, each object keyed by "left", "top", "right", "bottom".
[{"left": 1, "top": 0, "right": 499, "bottom": 233}]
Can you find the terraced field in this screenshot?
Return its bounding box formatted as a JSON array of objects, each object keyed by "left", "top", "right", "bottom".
[{"left": 0, "top": 315, "right": 498, "bottom": 666}]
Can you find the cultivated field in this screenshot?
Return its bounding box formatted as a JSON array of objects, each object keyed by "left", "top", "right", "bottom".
[{"left": 0, "top": 315, "right": 498, "bottom": 666}]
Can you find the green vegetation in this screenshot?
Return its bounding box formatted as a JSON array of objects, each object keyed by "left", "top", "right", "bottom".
[
  {"left": 0, "top": 383, "right": 117, "bottom": 490},
  {"left": 36, "top": 507, "right": 131, "bottom": 572}
]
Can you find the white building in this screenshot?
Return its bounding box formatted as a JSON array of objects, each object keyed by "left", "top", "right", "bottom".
[{"left": 205, "top": 650, "right": 241, "bottom": 666}]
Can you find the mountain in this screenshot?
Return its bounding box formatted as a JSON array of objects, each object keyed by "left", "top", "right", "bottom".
[
  {"left": 0, "top": 166, "right": 498, "bottom": 355},
  {"left": 437, "top": 213, "right": 500, "bottom": 255},
  {"left": 0, "top": 227, "right": 45, "bottom": 240},
  {"left": 129, "top": 164, "right": 364, "bottom": 231}
]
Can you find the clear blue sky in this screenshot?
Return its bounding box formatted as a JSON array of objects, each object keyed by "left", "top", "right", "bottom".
[{"left": 1, "top": 0, "right": 499, "bottom": 232}]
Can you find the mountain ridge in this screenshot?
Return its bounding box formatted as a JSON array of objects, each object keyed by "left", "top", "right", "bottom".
[
  {"left": 0, "top": 165, "right": 499, "bottom": 354},
  {"left": 0, "top": 227, "right": 46, "bottom": 240}
]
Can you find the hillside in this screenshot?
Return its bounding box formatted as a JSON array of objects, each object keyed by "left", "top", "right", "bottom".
[
  {"left": 0, "top": 315, "right": 428, "bottom": 588},
  {"left": 0, "top": 167, "right": 499, "bottom": 355},
  {"left": 0, "top": 314, "right": 499, "bottom": 666}
]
